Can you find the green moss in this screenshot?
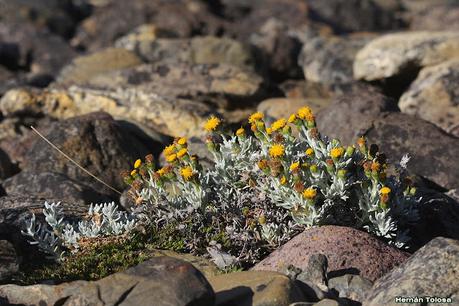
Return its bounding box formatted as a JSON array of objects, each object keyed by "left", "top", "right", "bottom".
[{"left": 12, "top": 222, "right": 200, "bottom": 285}]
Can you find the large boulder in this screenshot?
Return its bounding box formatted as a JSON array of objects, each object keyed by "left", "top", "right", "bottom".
[
  {"left": 316, "top": 87, "right": 398, "bottom": 145},
  {"left": 299, "top": 34, "right": 376, "bottom": 85},
  {"left": 0, "top": 256, "right": 215, "bottom": 306},
  {"left": 399, "top": 59, "right": 459, "bottom": 136},
  {"left": 23, "top": 112, "right": 150, "bottom": 199},
  {"left": 354, "top": 31, "right": 459, "bottom": 81},
  {"left": 364, "top": 237, "right": 459, "bottom": 306},
  {"left": 366, "top": 112, "right": 459, "bottom": 190},
  {"left": 253, "top": 226, "right": 410, "bottom": 282}
]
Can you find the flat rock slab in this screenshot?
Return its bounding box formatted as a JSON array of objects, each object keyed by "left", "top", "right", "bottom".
[
  {"left": 364, "top": 237, "right": 459, "bottom": 306},
  {"left": 0, "top": 256, "right": 215, "bottom": 306},
  {"left": 253, "top": 226, "right": 410, "bottom": 282}
]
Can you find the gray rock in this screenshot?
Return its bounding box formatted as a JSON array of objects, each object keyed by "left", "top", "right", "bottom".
[
  {"left": 410, "top": 4, "right": 459, "bottom": 31},
  {"left": 72, "top": 0, "right": 223, "bottom": 52},
  {"left": 3, "top": 171, "right": 112, "bottom": 205},
  {"left": 316, "top": 87, "right": 398, "bottom": 145},
  {"left": 364, "top": 237, "right": 459, "bottom": 306},
  {"left": 0, "top": 240, "right": 19, "bottom": 283},
  {"left": 0, "top": 0, "right": 79, "bottom": 39},
  {"left": 249, "top": 18, "right": 303, "bottom": 80},
  {"left": 115, "top": 35, "right": 254, "bottom": 71},
  {"left": 20, "top": 112, "right": 151, "bottom": 199},
  {"left": 84, "top": 62, "right": 266, "bottom": 110},
  {"left": 399, "top": 59, "right": 459, "bottom": 135},
  {"left": 366, "top": 112, "right": 459, "bottom": 190},
  {"left": 354, "top": 31, "right": 459, "bottom": 81},
  {"left": 208, "top": 270, "right": 306, "bottom": 306},
  {"left": 312, "top": 299, "right": 340, "bottom": 306},
  {"left": 57, "top": 48, "right": 143, "bottom": 86},
  {"left": 306, "top": 0, "right": 402, "bottom": 33},
  {"left": 253, "top": 226, "right": 410, "bottom": 283},
  {"left": 328, "top": 274, "right": 373, "bottom": 303},
  {"left": 296, "top": 254, "right": 328, "bottom": 288},
  {"left": 0, "top": 21, "right": 76, "bottom": 77},
  {"left": 0, "top": 256, "right": 215, "bottom": 306},
  {"left": 299, "top": 34, "right": 376, "bottom": 85}
]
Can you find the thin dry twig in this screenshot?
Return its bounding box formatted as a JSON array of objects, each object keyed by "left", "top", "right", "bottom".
[{"left": 30, "top": 126, "right": 122, "bottom": 195}]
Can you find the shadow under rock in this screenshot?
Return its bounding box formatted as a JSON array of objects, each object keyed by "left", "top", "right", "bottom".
[
  {"left": 327, "top": 267, "right": 360, "bottom": 280},
  {"left": 214, "top": 286, "right": 253, "bottom": 306}
]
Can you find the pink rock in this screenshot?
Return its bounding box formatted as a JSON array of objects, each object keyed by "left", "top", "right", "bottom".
[{"left": 253, "top": 225, "right": 410, "bottom": 282}]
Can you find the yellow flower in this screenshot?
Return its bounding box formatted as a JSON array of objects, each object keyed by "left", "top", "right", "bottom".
[
  {"left": 180, "top": 166, "right": 193, "bottom": 180},
  {"left": 269, "top": 144, "right": 285, "bottom": 158},
  {"left": 288, "top": 114, "right": 297, "bottom": 123},
  {"left": 302, "top": 187, "right": 317, "bottom": 200},
  {"left": 166, "top": 154, "right": 177, "bottom": 163},
  {"left": 177, "top": 137, "right": 187, "bottom": 145},
  {"left": 330, "top": 147, "right": 345, "bottom": 159},
  {"left": 266, "top": 127, "right": 272, "bottom": 135},
  {"left": 236, "top": 127, "right": 245, "bottom": 136},
  {"left": 271, "top": 118, "right": 287, "bottom": 131},
  {"left": 248, "top": 112, "right": 264, "bottom": 124},
  {"left": 156, "top": 167, "right": 166, "bottom": 176},
  {"left": 380, "top": 187, "right": 391, "bottom": 195},
  {"left": 204, "top": 116, "right": 221, "bottom": 132},
  {"left": 177, "top": 148, "right": 188, "bottom": 158},
  {"left": 371, "top": 161, "right": 381, "bottom": 172},
  {"left": 289, "top": 162, "right": 300, "bottom": 172},
  {"left": 279, "top": 175, "right": 287, "bottom": 185},
  {"left": 305, "top": 148, "right": 314, "bottom": 157},
  {"left": 297, "top": 106, "right": 314, "bottom": 121},
  {"left": 130, "top": 169, "right": 137, "bottom": 176},
  {"left": 134, "top": 159, "right": 142, "bottom": 169},
  {"left": 164, "top": 144, "right": 175, "bottom": 156}
]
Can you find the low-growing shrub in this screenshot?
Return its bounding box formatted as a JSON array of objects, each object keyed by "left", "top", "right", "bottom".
[{"left": 22, "top": 107, "right": 420, "bottom": 270}]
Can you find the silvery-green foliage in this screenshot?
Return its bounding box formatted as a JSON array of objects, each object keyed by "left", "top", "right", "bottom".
[{"left": 22, "top": 202, "right": 137, "bottom": 260}]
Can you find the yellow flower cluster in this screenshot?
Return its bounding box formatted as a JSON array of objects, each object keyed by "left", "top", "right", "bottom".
[
  {"left": 248, "top": 112, "right": 264, "bottom": 124},
  {"left": 180, "top": 166, "right": 194, "bottom": 180},
  {"left": 380, "top": 186, "right": 391, "bottom": 195},
  {"left": 204, "top": 116, "right": 221, "bottom": 132},
  {"left": 289, "top": 162, "right": 300, "bottom": 172},
  {"left": 271, "top": 118, "right": 287, "bottom": 132},
  {"left": 297, "top": 106, "right": 314, "bottom": 122},
  {"left": 269, "top": 144, "right": 285, "bottom": 158},
  {"left": 302, "top": 187, "right": 317, "bottom": 200},
  {"left": 330, "top": 147, "right": 344, "bottom": 159}
]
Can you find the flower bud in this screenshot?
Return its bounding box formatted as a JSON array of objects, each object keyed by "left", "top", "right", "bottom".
[{"left": 345, "top": 146, "right": 355, "bottom": 157}]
